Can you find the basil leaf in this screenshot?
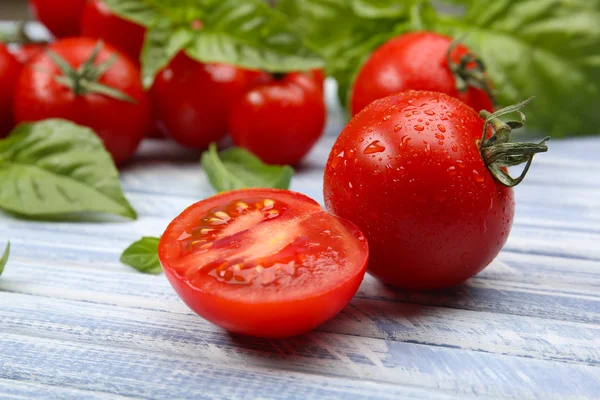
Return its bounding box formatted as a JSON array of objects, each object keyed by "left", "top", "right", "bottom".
[
  {"left": 120, "top": 236, "right": 162, "bottom": 274},
  {"left": 0, "top": 119, "right": 137, "bottom": 220},
  {"left": 140, "top": 21, "right": 193, "bottom": 88},
  {"left": 0, "top": 242, "right": 9, "bottom": 277},
  {"left": 351, "top": 0, "right": 414, "bottom": 19},
  {"left": 420, "top": 0, "right": 600, "bottom": 136},
  {"left": 104, "top": 0, "right": 323, "bottom": 85},
  {"left": 277, "top": 0, "right": 419, "bottom": 107},
  {"left": 201, "top": 143, "right": 294, "bottom": 193}
]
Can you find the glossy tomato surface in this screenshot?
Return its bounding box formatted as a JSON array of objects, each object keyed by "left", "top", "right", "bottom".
[
  {"left": 324, "top": 91, "right": 514, "bottom": 290},
  {"left": 14, "top": 37, "right": 150, "bottom": 164},
  {"left": 81, "top": 0, "right": 146, "bottom": 63},
  {"left": 0, "top": 44, "right": 23, "bottom": 138},
  {"left": 29, "top": 0, "right": 86, "bottom": 38},
  {"left": 152, "top": 54, "right": 259, "bottom": 148},
  {"left": 9, "top": 43, "right": 47, "bottom": 65},
  {"left": 159, "top": 189, "right": 369, "bottom": 338},
  {"left": 351, "top": 32, "right": 494, "bottom": 116},
  {"left": 229, "top": 72, "right": 326, "bottom": 165}
]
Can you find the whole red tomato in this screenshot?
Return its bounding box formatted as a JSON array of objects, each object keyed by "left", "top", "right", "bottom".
[
  {"left": 351, "top": 32, "right": 494, "bottom": 116},
  {"left": 14, "top": 37, "right": 150, "bottom": 164},
  {"left": 324, "top": 91, "right": 515, "bottom": 290},
  {"left": 159, "top": 188, "right": 369, "bottom": 338},
  {"left": 152, "top": 54, "right": 259, "bottom": 148},
  {"left": 229, "top": 72, "right": 326, "bottom": 165},
  {"left": 80, "top": 0, "right": 145, "bottom": 63},
  {"left": 29, "top": 0, "right": 86, "bottom": 38},
  {"left": 0, "top": 44, "right": 23, "bottom": 138}
]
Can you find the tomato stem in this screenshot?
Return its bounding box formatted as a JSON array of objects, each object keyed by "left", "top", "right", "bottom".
[
  {"left": 479, "top": 97, "right": 549, "bottom": 187},
  {"left": 46, "top": 40, "right": 136, "bottom": 104},
  {"left": 447, "top": 37, "right": 497, "bottom": 107}
]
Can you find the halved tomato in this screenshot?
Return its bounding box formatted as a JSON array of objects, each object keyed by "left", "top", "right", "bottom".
[{"left": 159, "top": 189, "right": 368, "bottom": 338}]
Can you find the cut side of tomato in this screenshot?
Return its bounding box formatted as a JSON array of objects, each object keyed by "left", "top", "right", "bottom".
[{"left": 159, "top": 189, "right": 368, "bottom": 338}]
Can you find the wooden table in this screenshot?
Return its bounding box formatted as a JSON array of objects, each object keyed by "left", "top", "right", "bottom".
[{"left": 1, "top": 77, "right": 600, "bottom": 398}]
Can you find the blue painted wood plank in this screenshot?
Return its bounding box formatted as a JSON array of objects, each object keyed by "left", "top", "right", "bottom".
[
  {"left": 0, "top": 378, "right": 134, "bottom": 400},
  {"left": 0, "top": 333, "right": 460, "bottom": 400},
  {"left": 1, "top": 291, "right": 598, "bottom": 367}
]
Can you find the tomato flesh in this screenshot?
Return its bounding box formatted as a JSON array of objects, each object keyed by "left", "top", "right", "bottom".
[{"left": 159, "top": 189, "right": 368, "bottom": 338}]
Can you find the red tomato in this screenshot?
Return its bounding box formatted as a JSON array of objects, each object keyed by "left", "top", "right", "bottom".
[
  {"left": 0, "top": 44, "right": 22, "bottom": 138},
  {"left": 152, "top": 54, "right": 258, "bottom": 148},
  {"left": 14, "top": 37, "right": 150, "bottom": 164},
  {"left": 81, "top": 0, "right": 146, "bottom": 63},
  {"left": 324, "top": 91, "right": 514, "bottom": 290},
  {"left": 159, "top": 189, "right": 369, "bottom": 338},
  {"left": 9, "top": 43, "right": 47, "bottom": 65},
  {"left": 351, "top": 32, "right": 494, "bottom": 116},
  {"left": 29, "top": 0, "right": 86, "bottom": 38},
  {"left": 229, "top": 72, "right": 326, "bottom": 165}
]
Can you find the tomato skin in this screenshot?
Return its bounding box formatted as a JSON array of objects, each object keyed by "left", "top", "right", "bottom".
[
  {"left": 229, "top": 72, "right": 326, "bottom": 165},
  {"left": 81, "top": 0, "right": 146, "bottom": 63},
  {"left": 351, "top": 32, "right": 494, "bottom": 117},
  {"left": 324, "top": 91, "right": 514, "bottom": 290},
  {"left": 14, "top": 38, "right": 150, "bottom": 164},
  {"left": 152, "top": 54, "right": 258, "bottom": 148},
  {"left": 0, "top": 44, "right": 23, "bottom": 138},
  {"left": 9, "top": 43, "right": 47, "bottom": 65},
  {"left": 159, "top": 189, "right": 368, "bottom": 338},
  {"left": 29, "top": 0, "right": 86, "bottom": 38}
]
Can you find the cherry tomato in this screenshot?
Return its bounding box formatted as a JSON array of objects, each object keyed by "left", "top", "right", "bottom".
[
  {"left": 152, "top": 54, "right": 259, "bottom": 148},
  {"left": 81, "top": 0, "right": 146, "bottom": 63},
  {"left": 0, "top": 44, "right": 22, "bottom": 138},
  {"left": 324, "top": 91, "right": 514, "bottom": 290},
  {"left": 351, "top": 32, "right": 494, "bottom": 116},
  {"left": 29, "top": 0, "right": 86, "bottom": 38},
  {"left": 159, "top": 188, "right": 369, "bottom": 338},
  {"left": 14, "top": 37, "right": 150, "bottom": 164},
  {"left": 229, "top": 72, "right": 326, "bottom": 165}
]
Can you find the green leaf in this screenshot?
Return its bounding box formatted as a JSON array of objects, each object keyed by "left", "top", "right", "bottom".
[
  {"left": 0, "top": 119, "right": 137, "bottom": 220},
  {"left": 140, "top": 21, "right": 193, "bottom": 88},
  {"left": 420, "top": 0, "right": 600, "bottom": 136},
  {"left": 201, "top": 143, "right": 294, "bottom": 193},
  {"left": 351, "top": 0, "right": 414, "bottom": 19},
  {"left": 0, "top": 242, "right": 9, "bottom": 277},
  {"left": 277, "top": 0, "right": 421, "bottom": 107},
  {"left": 120, "top": 236, "right": 162, "bottom": 274},
  {"left": 104, "top": 0, "right": 323, "bottom": 84}
]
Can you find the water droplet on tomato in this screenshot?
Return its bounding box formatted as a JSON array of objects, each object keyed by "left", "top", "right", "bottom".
[
  {"left": 424, "top": 109, "right": 435, "bottom": 116},
  {"left": 394, "top": 124, "right": 402, "bottom": 132},
  {"left": 412, "top": 110, "right": 420, "bottom": 115},
  {"left": 456, "top": 160, "right": 465, "bottom": 168},
  {"left": 473, "top": 169, "right": 484, "bottom": 182},
  {"left": 451, "top": 142, "right": 458, "bottom": 152},
  {"left": 423, "top": 141, "right": 431, "bottom": 156},
  {"left": 447, "top": 111, "right": 454, "bottom": 117},
  {"left": 348, "top": 182, "right": 353, "bottom": 189},
  {"left": 368, "top": 128, "right": 373, "bottom": 133},
  {"left": 399, "top": 135, "right": 411, "bottom": 149},
  {"left": 447, "top": 166, "right": 456, "bottom": 176},
  {"left": 383, "top": 115, "right": 391, "bottom": 121},
  {"left": 435, "top": 133, "right": 445, "bottom": 140},
  {"left": 437, "top": 124, "right": 446, "bottom": 133},
  {"left": 414, "top": 125, "right": 424, "bottom": 131},
  {"left": 331, "top": 151, "right": 344, "bottom": 168},
  {"left": 364, "top": 140, "right": 386, "bottom": 154}
]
